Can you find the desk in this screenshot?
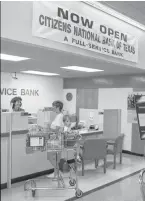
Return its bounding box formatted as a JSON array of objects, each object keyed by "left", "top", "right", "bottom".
[
  {"left": 79, "top": 133, "right": 115, "bottom": 147},
  {"left": 80, "top": 130, "right": 103, "bottom": 137},
  {"left": 79, "top": 130, "right": 103, "bottom": 145}
]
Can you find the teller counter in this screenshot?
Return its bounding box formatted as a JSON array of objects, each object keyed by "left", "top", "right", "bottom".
[
  {"left": 1, "top": 112, "right": 28, "bottom": 135},
  {"left": 1, "top": 112, "right": 54, "bottom": 187},
  {"left": 78, "top": 130, "right": 103, "bottom": 144}
]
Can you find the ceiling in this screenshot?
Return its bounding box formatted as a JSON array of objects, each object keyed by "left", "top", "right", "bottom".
[
  {"left": 1, "top": 2, "right": 145, "bottom": 78},
  {"left": 99, "top": 1, "right": 145, "bottom": 26},
  {"left": 1, "top": 38, "right": 145, "bottom": 78}
]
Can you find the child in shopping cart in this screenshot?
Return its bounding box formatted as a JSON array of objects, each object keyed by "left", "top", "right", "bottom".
[{"left": 63, "top": 115, "right": 82, "bottom": 163}]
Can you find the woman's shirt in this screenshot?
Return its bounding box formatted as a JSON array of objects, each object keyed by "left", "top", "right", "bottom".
[{"left": 51, "top": 113, "right": 64, "bottom": 129}]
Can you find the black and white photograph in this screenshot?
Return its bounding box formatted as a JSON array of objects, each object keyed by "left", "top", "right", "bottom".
[{"left": 1, "top": 1, "right": 145, "bottom": 201}]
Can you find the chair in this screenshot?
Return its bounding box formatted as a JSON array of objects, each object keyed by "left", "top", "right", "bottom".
[
  {"left": 107, "top": 134, "right": 124, "bottom": 169},
  {"left": 80, "top": 139, "right": 107, "bottom": 176}
]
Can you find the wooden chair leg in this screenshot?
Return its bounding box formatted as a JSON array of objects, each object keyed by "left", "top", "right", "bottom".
[
  {"left": 104, "top": 158, "right": 106, "bottom": 173},
  {"left": 113, "top": 153, "right": 116, "bottom": 169},
  {"left": 82, "top": 159, "right": 84, "bottom": 176},
  {"left": 120, "top": 152, "right": 122, "bottom": 164},
  {"left": 95, "top": 159, "right": 99, "bottom": 168}
]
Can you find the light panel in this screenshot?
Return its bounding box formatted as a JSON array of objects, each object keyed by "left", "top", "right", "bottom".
[
  {"left": 61, "top": 66, "right": 103, "bottom": 72},
  {"left": 1, "top": 54, "right": 30, "bottom": 61},
  {"left": 21, "top": 70, "right": 59, "bottom": 76}
]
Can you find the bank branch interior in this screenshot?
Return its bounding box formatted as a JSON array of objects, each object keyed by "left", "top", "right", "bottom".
[{"left": 1, "top": 1, "right": 145, "bottom": 201}]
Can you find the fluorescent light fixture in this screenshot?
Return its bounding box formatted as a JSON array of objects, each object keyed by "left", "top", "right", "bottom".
[
  {"left": 61, "top": 66, "right": 103, "bottom": 72},
  {"left": 21, "top": 70, "right": 59, "bottom": 76},
  {"left": 84, "top": 1, "right": 145, "bottom": 31},
  {"left": 1, "top": 54, "right": 30, "bottom": 61}
]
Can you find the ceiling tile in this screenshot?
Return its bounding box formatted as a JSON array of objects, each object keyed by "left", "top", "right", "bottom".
[{"left": 99, "top": 1, "right": 145, "bottom": 26}]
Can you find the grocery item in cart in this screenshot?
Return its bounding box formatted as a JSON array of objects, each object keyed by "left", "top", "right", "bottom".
[
  {"left": 59, "top": 158, "right": 70, "bottom": 173},
  {"left": 47, "top": 132, "right": 64, "bottom": 150},
  {"left": 64, "top": 130, "right": 81, "bottom": 148}
]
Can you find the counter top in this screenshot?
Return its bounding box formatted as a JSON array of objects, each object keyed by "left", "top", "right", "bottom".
[{"left": 79, "top": 130, "right": 103, "bottom": 136}]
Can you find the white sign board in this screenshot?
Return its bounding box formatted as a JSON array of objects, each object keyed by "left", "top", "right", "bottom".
[
  {"left": 32, "top": 1, "right": 138, "bottom": 63},
  {"left": 30, "top": 137, "right": 44, "bottom": 147}
]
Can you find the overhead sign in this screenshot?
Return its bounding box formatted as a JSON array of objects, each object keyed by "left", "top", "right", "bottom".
[
  {"left": 32, "top": 2, "right": 138, "bottom": 63},
  {"left": 1, "top": 88, "right": 39, "bottom": 96}
]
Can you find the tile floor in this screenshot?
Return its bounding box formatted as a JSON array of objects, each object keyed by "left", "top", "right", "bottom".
[
  {"left": 75, "top": 174, "right": 143, "bottom": 201},
  {"left": 1, "top": 154, "right": 145, "bottom": 201}
]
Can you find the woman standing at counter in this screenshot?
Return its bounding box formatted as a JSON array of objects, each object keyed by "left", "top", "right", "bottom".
[
  {"left": 10, "top": 97, "right": 25, "bottom": 112},
  {"left": 47, "top": 101, "right": 64, "bottom": 175},
  {"left": 50, "top": 100, "right": 64, "bottom": 132}
]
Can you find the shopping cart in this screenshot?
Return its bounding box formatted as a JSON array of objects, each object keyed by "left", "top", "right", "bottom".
[
  {"left": 139, "top": 169, "right": 145, "bottom": 201},
  {"left": 24, "top": 126, "right": 83, "bottom": 198}
]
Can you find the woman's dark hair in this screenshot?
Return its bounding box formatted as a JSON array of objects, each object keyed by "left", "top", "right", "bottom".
[
  {"left": 10, "top": 97, "right": 22, "bottom": 109},
  {"left": 52, "top": 100, "right": 63, "bottom": 112}
]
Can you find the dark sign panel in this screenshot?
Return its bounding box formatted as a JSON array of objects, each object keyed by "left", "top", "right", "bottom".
[{"left": 136, "top": 95, "right": 145, "bottom": 140}]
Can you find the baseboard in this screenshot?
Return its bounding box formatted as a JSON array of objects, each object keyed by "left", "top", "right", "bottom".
[
  {"left": 1, "top": 168, "right": 54, "bottom": 190},
  {"left": 123, "top": 150, "right": 144, "bottom": 157},
  {"left": 1, "top": 183, "right": 7, "bottom": 189}
]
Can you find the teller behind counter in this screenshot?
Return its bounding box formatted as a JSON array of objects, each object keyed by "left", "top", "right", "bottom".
[
  {"left": 1, "top": 98, "right": 45, "bottom": 186},
  {"left": 10, "top": 96, "right": 25, "bottom": 112},
  {"left": 1, "top": 97, "right": 30, "bottom": 136}
]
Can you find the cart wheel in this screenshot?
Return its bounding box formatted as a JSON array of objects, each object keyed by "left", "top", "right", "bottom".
[
  {"left": 31, "top": 180, "right": 36, "bottom": 188},
  {"left": 24, "top": 182, "right": 29, "bottom": 191},
  {"left": 69, "top": 179, "right": 76, "bottom": 186},
  {"left": 24, "top": 180, "right": 36, "bottom": 191},
  {"left": 75, "top": 189, "right": 83, "bottom": 198},
  {"left": 32, "top": 190, "right": 36, "bottom": 197}
]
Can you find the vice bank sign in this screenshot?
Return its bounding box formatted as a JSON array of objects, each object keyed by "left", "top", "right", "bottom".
[{"left": 1, "top": 88, "right": 39, "bottom": 96}]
